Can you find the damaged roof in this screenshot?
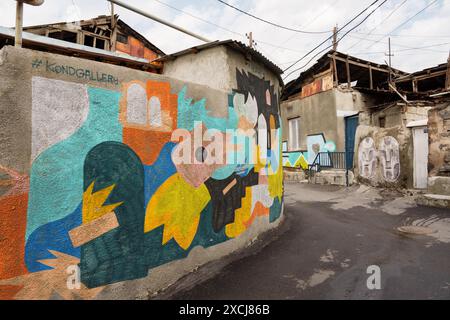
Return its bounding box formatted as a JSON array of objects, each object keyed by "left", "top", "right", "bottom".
[
  {"left": 22, "top": 15, "right": 165, "bottom": 56},
  {"left": 282, "top": 50, "right": 407, "bottom": 100},
  {"left": 395, "top": 62, "right": 449, "bottom": 96},
  {"left": 156, "top": 39, "right": 283, "bottom": 83}
]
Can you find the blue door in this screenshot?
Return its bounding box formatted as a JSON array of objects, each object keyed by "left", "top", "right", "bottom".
[{"left": 345, "top": 115, "right": 359, "bottom": 169}]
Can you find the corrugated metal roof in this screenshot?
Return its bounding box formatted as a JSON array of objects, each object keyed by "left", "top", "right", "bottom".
[{"left": 156, "top": 40, "right": 283, "bottom": 83}]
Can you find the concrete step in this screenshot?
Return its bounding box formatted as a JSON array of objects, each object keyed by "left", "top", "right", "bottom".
[
  {"left": 416, "top": 194, "right": 450, "bottom": 209},
  {"left": 308, "top": 170, "right": 354, "bottom": 186}
]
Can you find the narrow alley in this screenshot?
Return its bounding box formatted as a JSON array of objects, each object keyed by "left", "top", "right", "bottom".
[{"left": 169, "top": 183, "right": 450, "bottom": 300}]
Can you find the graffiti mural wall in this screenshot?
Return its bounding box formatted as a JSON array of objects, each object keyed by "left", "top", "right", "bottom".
[
  {"left": 0, "top": 48, "right": 283, "bottom": 299},
  {"left": 354, "top": 125, "right": 411, "bottom": 188}
]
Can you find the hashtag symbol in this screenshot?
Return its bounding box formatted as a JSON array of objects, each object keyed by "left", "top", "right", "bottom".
[{"left": 31, "top": 59, "right": 43, "bottom": 69}]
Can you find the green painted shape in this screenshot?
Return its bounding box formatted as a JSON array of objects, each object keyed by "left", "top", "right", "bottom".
[
  {"left": 26, "top": 87, "right": 122, "bottom": 240},
  {"left": 80, "top": 141, "right": 146, "bottom": 288}
]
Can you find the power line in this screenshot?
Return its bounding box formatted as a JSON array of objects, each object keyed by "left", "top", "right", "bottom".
[
  {"left": 269, "top": 0, "right": 341, "bottom": 55},
  {"left": 216, "top": 0, "right": 330, "bottom": 34},
  {"left": 283, "top": 0, "right": 386, "bottom": 78},
  {"left": 364, "top": 0, "right": 440, "bottom": 49},
  {"left": 346, "top": 34, "right": 449, "bottom": 53},
  {"left": 345, "top": 0, "right": 408, "bottom": 51},
  {"left": 351, "top": 41, "right": 450, "bottom": 55},
  {"left": 150, "top": 0, "right": 309, "bottom": 54},
  {"left": 352, "top": 31, "right": 450, "bottom": 38}
]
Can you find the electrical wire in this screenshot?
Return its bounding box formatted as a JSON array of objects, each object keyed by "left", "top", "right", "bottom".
[
  {"left": 216, "top": 0, "right": 330, "bottom": 34},
  {"left": 269, "top": 0, "right": 342, "bottom": 55},
  {"left": 283, "top": 0, "right": 387, "bottom": 79},
  {"left": 346, "top": 34, "right": 449, "bottom": 53},
  {"left": 364, "top": 0, "right": 440, "bottom": 49},
  {"left": 345, "top": 0, "right": 408, "bottom": 51},
  {"left": 150, "top": 0, "right": 309, "bottom": 54}
]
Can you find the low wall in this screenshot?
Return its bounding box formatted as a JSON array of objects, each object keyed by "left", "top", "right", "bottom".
[
  {"left": 354, "top": 124, "right": 413, "bottom": 189},
  {"left": 0, "top": 46, "right": 283, "bottom": 299}
]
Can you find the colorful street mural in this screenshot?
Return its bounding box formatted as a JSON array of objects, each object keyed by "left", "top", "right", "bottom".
[
  {"left": 307, "top": 134, "right": 336, "bottom": 165},
  {"left": 0, "top": 69, "right": 283, "bottom": 299},
  {"left": 282, "top": 151, "right": 309, "bottom": 169}
]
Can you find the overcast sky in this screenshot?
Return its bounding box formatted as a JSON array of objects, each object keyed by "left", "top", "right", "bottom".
[{"left": 1, "top": 0, "right": 449, "bottom": 82}]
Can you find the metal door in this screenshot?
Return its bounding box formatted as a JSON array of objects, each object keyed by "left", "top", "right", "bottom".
[
  {"left": 413, "top": 127, "right": 429, "bottom": 189},
  {"left": 345, "top": 115, "right": 359, "bottom": 169}
]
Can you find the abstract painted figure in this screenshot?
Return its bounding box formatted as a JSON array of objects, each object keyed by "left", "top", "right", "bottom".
[
  {"left": 358, "top": 137, "right": 377, "bottom": 179},
  {"left": 379, "top": 136, "right": 400, "bottom": 182}
]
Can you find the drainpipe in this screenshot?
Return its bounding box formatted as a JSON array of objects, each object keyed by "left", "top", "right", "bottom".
[{"left": 14, "top": 0, "right": 45, "bottom": 48}]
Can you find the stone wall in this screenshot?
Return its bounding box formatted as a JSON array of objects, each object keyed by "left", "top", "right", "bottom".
[
  {"left": 428, "top": 101, "right": 450, "bottom": 195},
  {"left": 354, "top": 124, "right": 413, "bottom": 189}
]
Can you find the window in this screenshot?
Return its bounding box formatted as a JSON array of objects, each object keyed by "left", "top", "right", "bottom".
[
  {"left": 49, "top": 31, "right": 77, "bottom": 43},
  {"left": 117, "top": 33, "right": 128, "bottom": 44},
  {"left": 379, "top": 116, "right": 386, "bottom": 128},
  {"left": 95, "top": 38, "right": 105, "bottom": 50},
  {"left": 84, "top": 35, "right": 94, "bottom": 47},
  {"left": 288, "top": 117, "right": 301, "bottom": 151}
]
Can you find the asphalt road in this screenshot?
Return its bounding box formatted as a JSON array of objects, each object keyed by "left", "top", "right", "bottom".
[{"left": 170, "top": 183, "right": 450, "bottom": 300}]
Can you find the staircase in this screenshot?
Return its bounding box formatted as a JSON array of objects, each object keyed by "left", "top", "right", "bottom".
[
  {"left": 308, "top": 152, "right": 354, "bottom": 186},
  {"left": 417, "top": 176, "right": 450, "bottom": 208}
]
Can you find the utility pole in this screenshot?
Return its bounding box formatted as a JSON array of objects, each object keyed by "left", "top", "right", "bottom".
[
  {"left": 15, "top": 1, "right": 23, "bottom": 47},
  {"left": 110, "top": 2, "right": 117, "bottom": 51},
  {"left": 14, "top": 0, "right": 45, "bottom": 48},
  {"left": 385, "top": 37, "right": 394, "bottom": 84},
  {"left": 332, "top": 25, "right": 338, "bottom": 51},
  {"left": 446, "top": 50, "right": 450, "bottom": 91},
  {"left": 246, "top": 32, "right": 255, "bottom": 48},
  {"left": 108, "top": 0, "right": 211, "bottom": 42}
]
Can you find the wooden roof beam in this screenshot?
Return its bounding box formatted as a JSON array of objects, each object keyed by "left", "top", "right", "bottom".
[{"left": 328, "top": 53, "right": 391, "bottom": 74}]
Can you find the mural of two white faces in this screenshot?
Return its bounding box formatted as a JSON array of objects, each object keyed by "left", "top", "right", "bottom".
[{"left": 358, "top": 136, "right": 400, "bottom": 182}]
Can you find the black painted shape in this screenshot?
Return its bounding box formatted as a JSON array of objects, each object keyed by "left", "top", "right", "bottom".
[
  {"left": 235, "top": 69, "right": 280, "bottom": 129},
  {"left": 80, "top": 141, "right": 147, "bottom": 288},
  {"left": 205, "top": 169, "right": 259, "bottom": 232}
]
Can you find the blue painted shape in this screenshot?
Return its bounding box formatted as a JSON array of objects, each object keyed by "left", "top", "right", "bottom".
[
  {"left": 26, "top": 87, "right": 122, "bottom": 240},
  {"left": 177, "top": 86, "right": 238, "bottom": 132},
  {"left": 143, "top": 142, "right": 177, "bottom": 204},
  {"left": 25, "top": 204, "right": 82, "bottom": 272}
]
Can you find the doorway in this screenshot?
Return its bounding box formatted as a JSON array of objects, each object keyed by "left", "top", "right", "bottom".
[
  {"left": 345, "top": 115, "right": 359, "bottom": 169},
  {"left": 413, "top": 126, "right": 429, "bottom": 189}
]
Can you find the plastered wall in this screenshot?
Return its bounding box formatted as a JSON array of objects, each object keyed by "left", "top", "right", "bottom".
[{"left": 0, "top": 46, "right": 283, "bottom": 299}]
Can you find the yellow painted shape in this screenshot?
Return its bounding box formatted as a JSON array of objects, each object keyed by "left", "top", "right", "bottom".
[
  {"left": 268, "top": 160, "right": 283, "bottom": 202},
  {"left": 225, "top": 187, "right": 252, "bottom": 238},
  {"left": 144, "top": 173, "right": 211, "bottom": 250},
  {"left": 82, "top": 182, "right": 123, "bottom": 223},
  {"left": 295, "top": 155, "right": 309, "bottom": 170}
]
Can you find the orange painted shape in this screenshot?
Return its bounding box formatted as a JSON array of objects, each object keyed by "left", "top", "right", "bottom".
[
  {"left": 0, "top": 193, "right": 28, "bottom": 280},
  {"left": 123, "top": 128, "right": 172, "bottom": 165},
  {"left": 244, "top": 202, "right": 270, "bottom": 229},
  {"left": 0, "top": 285, "right": 23, "bottom": 300},
  {"left": 146, "top": 80, "right": 178, "bottom": 127}
]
